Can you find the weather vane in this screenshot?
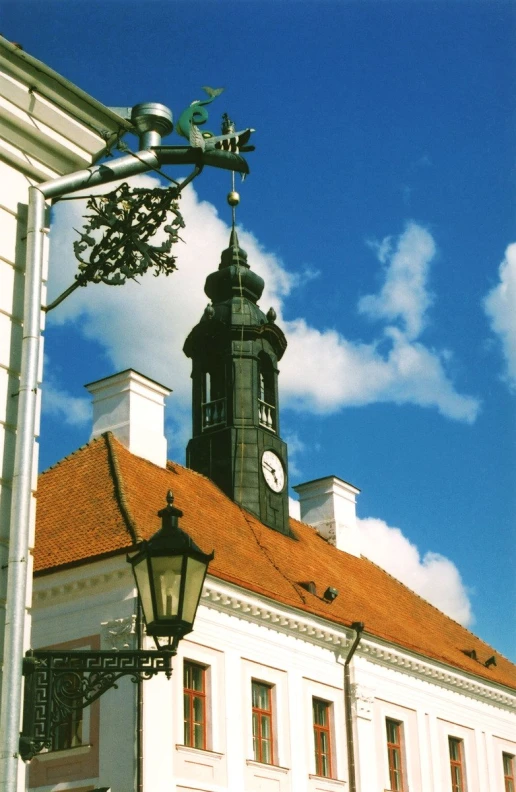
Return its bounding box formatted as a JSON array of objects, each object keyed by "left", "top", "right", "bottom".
[
  {"left": 176, "top": 87, "right": 255, "bottom": 155},
  {"left": 44, "top": 87, "right": 255, "bottom": 314}
]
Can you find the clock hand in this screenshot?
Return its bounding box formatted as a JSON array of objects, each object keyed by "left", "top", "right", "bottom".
[{"left": 263, "top": 461, "right": 279, "bottom": 483}]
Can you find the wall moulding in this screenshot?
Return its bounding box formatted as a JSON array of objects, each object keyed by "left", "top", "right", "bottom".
[
  {"left": 201, "top": 580, "right": 351, "bottom": 651},
  {"left": 33, "top": 564, "right": 133, "bottom": 604},
  {"left": 359, "top": 640, "right": 516, "bottom": 712}
]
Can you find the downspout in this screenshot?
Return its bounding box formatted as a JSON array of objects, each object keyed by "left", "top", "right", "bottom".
[
  {"left": 0, "top": 188, "right": 47, "bottom": 792},
  {"left": 344, "top": 621, "right": 364, "bottom": 792},
  {"left": 136, "top": 598, "right": 143, "bottom": 792}
]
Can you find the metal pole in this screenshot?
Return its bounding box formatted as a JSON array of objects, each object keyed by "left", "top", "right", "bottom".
[
  {"left": 0, "top": 187, "right": 47, "bottom": 792},
  {"left": 41, "top": 148, "right": 161, "bottom": 199}
]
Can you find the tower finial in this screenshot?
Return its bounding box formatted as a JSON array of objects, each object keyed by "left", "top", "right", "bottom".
[
  {"left": 223, "top": 115, "right": 241, "bottom": 231},
  {"left": 227, "top": 174, "right": 240, "bottom": 230}
]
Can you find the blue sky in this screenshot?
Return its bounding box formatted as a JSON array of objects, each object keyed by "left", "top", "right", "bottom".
[{"left": 4, "top": 1, "right": 515, "bottom": 659}]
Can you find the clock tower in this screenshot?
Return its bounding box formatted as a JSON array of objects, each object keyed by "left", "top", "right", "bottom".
[{"left": 183, "top": 225, "right": 291, "bottom": 536}]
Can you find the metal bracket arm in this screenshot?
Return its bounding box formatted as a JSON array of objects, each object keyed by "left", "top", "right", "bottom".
[{"left": 19, "top": 648, "right": 174, "bottom": 762}]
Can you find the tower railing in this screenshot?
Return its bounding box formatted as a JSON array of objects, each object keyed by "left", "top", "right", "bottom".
[
  {"left": 258, "top": 399, "right": 276, "bottom": 432},
  {"left": 202, "top": 398, "right": 226, "bottom": 429}
]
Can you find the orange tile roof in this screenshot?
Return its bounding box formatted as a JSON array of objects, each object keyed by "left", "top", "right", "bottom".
[{"left": 35, "top": 433, "right": 516, "bottom": 691}]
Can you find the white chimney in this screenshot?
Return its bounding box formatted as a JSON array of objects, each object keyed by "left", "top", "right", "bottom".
[
  {"left": 293, "top": 475, "right": 361, "bottom": 557},
  {"left": 85, "top": 370, "right": 171, "bottom": 468}
]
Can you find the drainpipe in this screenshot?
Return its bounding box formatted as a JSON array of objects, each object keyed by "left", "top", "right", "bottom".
[
  {"left": 0, "top": 102, "right": 229, "bottom": 792},
  {"left": 344, "top": 621, "right": 364, "bottom": 792},
  {"left": 136, "top": 598, "right": 143, "bottom": 792}
]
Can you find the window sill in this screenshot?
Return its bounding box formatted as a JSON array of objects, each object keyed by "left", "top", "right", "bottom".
[
  {"left": 175, "top": 744, "right": 224, "bottom": 760},
  {"left": 247, "top": 760, "right": 290, "bottom": 774},
  {"left": 309, "top": 774, "right": 347, "bottom": 786},
  {"left": 35, "top": 744, "right": 92, "bottom": 761}
]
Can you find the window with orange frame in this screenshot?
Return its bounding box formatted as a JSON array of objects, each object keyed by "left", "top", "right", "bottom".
[
  {"left": 448, "top": 737, "right": 466, "bottom": 792},
  {"left": 504, "top": 753, "right": 515, "bottom": 792},
  {"left": 183, "top": 661, "right": 207, "bottom": 750}
]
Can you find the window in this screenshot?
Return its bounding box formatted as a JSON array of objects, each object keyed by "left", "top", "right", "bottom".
[
  {"left": 504, "top": 753, "right": 515, "bottom": 792},
  {"left": 183, "top": 661, "right": 207, "bottom": 749},
  {"left": 448, "top": 737, "right": 466, "bottom": 792},
  {"left": 258, "top": 354, "right": 276, "bottom": 432},
  {"left": 52, "top": 706, "right": 83, "bottom": 751},
  {"left": 386, "top": 719, "right": 404, "bottom": 791},
  {"left": 202, "top": 368, "right": 226, "bottom": 429},
  {"left": 313, "top": 698, "right": 332, "bottom": 778},
  {"left": 252, "top": 681, "right": 274, "bottom": 764}
]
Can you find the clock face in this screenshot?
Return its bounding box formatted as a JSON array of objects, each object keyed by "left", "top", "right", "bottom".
[{"left": 261, "top": 450, "right": 285, "bottom": 493}]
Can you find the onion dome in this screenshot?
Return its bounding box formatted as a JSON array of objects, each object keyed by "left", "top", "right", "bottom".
[{"left": 204, "top": 227, "right": 265, "bottom": 304}]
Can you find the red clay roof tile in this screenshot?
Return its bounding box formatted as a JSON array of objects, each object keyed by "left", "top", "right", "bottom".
[{"left": 35, "top": 433, "right": 516, "bottom": 691}]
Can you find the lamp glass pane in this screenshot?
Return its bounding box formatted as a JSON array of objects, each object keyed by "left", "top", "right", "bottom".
[
  {"left": 182, "top": 557, "right": 207, "bottom": 624},
  {"left": 151, "top": 555, "right": 183, "bottom": 619},
  {"left": 133, "top": 557, "right": 154, "bottom": 626}
]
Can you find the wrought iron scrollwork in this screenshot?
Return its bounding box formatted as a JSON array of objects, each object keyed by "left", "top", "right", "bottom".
[
  {"left": 19, "top": 649, "right": 174, "bottom": 762},
  {"left": 73, "top": 182, "right": 184, "bottom": 287}
]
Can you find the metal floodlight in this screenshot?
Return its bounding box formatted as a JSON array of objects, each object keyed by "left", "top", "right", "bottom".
[
  {"left": 323, "top": 586, "right": 339, "bottom": 603},
  {"left": 128, "top": 490, "right": 214, "bottom": 651}
]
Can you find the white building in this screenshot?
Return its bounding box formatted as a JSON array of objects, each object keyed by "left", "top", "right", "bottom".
[
  {"left": 28, "top": 227, "right": 516, "bottom": 792},
  {"left": 0, "top": 35, "right": 131, "bottom": 789}
]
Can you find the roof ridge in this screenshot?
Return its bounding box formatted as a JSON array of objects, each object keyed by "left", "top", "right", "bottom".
[
  {"left": 167, "top": 458, "right": 209, "bottom": 479},
  {"left": 39, "top": 436, "right": 102, "bottom": 476},
  {"left": 104, "top": 431, "right": 141, "bottom": 544},
  {"left": 359, "top": 554, "right": 497, "bottom": 651}
]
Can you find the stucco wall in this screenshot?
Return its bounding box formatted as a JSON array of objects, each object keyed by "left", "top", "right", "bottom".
[{"left": 30, "top": 557, "right": 516, "bottom": 792}]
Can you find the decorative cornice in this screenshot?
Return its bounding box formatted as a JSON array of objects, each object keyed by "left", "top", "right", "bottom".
[
  {"left": 359, "top": 640, "right": 516, "bottom": 711},
  {"left": 33, "top": 565, "right": 132, "bottom": 603},
  {"left": 201, "top": 580, "right": 350, "bottom": 650}
]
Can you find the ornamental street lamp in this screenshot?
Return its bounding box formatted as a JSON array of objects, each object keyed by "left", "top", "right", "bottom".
[
  {"left": 129, "top": 490, "right": 214, "bottom": 651},
  {"left": 19, "top": 491, "right": 213, "bottom": 762}
]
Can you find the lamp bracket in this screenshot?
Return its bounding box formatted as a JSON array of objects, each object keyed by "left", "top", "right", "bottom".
[{"left": 19, "top": 648, "right": 174, "bottom": 762}]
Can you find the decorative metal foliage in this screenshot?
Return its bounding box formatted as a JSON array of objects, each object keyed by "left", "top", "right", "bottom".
[{"left": 73, "top": 182, "right": 185, "bottom": 287}]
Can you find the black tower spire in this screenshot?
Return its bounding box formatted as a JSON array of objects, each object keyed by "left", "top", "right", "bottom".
[{"left": 183, "top": 226, "right": 291, "bottom": 535}]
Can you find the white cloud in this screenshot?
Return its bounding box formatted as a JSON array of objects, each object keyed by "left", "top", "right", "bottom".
[
  {"left": 47, "top": 177, "right": 295, "bottom": 407},
  {"left": 288, "top": 496, "right": 301, "bottom": 520},
  {"left": 46, "top": 179, "right": 478, "bottom": 429},
  {"left": 284, "top": 432, "right": 306, "bottom": 479},
  {"left": 359, "top": 223, "right": 435, "bottom": 340},
  {"left": 280, "top": 321, "right": 479, "bottom": 422},
  {"left": 366, "top": 235, "right": 393, "bottom": 264},
  {"left": 358, "top": 516, "right": 473, "bottom": 626},
  {"left": 42, "top": 381, "right": 91, "bottom": 427},
  {"left": 484, "top": 242, "right": 516, "bottom": 390}
]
